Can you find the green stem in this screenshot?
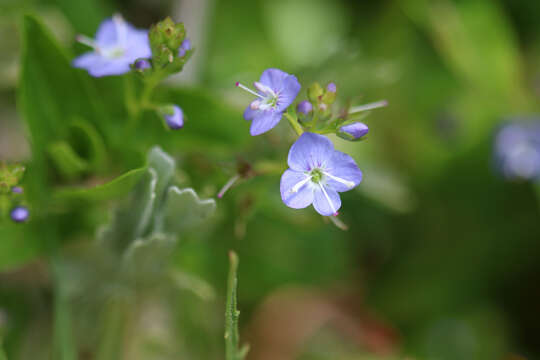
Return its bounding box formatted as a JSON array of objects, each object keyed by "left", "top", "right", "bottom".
[
  {"left": 52, "top": 260, "right": 76, "bottom": 360},
  {"left": 284, "top": 113, "right": 303, "bottom": 136},
  {"left": 225, "top": 251, "right": 248, "bottom": 360},
  {"left": 96, "top": 297, "right": 127, "bottom": 360}
]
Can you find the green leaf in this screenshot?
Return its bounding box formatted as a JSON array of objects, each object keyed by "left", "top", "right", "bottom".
[
  {"left": 69, "top": 119, "right": 108, "bottom": 172},
  {"left": 19, "top": 14, "right": 103, "bottom": 201},
  {"left": 225, "top": 251, "right": 248, "bottom": 360},
  {"left": 53, "top": 167, "right": 147, "bottom": 203},
  {"left": 161, "top": 186, "right": 216, "bottom": 234},
  {"left": 98, "top": 168, "right": 157, "bottom": 252},
  {"left": 122, "top": 233, "right": 176, "bottom": 284},
  {"left": 48, "top": 141, "right": 89, "bottom": 180},
  {"left": 147, "top": 146, "right": 175, "bottom": 204}
]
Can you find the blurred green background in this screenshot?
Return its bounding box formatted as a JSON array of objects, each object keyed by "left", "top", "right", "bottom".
[{"left": 1, "top": 0, "right": 540, "bottom": 359}]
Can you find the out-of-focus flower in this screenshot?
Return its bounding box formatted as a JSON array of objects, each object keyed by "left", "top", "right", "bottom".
[
  {"left": 237, "top": 68, "right": 301, "bottom": 136},
  {"left": 280, "top": 132, "right": 363, "bottom": 216},
  {"left": 326, "top": 82, "right": 337, "bottom": 93},
  {"left": 338, "top": 122, "right": 369, "bottom": 141},
  {"left": 10, "top": 206, "right": 29, "bottom": 223},
  {"left": 73, "top": 15, "right": 151, "bottom": 77},
  {"left": 134, "top": 58, "right": 151, "bottom": 71},
  {"left": 163, "top": 105, "right": 184, "bottom": 130},
  {"left": 178, "top": 38, "right": 191, "bottom": 57},
  {"left": 11, "top": 186, "right": 23, "bottom": 194},
  {"left": 296, "top": 100, "right": 313, "bottom": 115},
  {"left": 494, "top": 122, "right": 540, "bottom": 180}
]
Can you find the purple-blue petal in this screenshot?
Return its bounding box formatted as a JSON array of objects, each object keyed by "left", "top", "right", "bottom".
[
  {"left": 339, "top": 122, "right": 369, "bottom": 140},
  {"left": 259, "top": 68, "right": 301, "bottom": 112},
  {"left": 249, "top": 110, "right": 283, "bottom": 136},
  {"left": 287, "top": 132, "right": 334, "bottom": 172},
  {"left": 296, "top": 100, "right": 313, "bottom": 115},
  {"left": 325, "top": 150, "right": 363, "bottom": 192},
  {"left": 313, "top": 187, "right": 341, "bottom": 216},
  {"left": 10, "top": 206, "right": 29, "bottom": 223},
  {"left": 280, "top": 170, "right": 314, "bottom": 209},
  {"left": 165, "top": 105, "right": 184, "bottom": 130}
]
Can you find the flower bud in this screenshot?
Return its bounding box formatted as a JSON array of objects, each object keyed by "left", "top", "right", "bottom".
[
  {"left": 307, "top": 83, "right": 323, "bottom": 103},
  {"left": 178, "top": 38, "right": 191, "bottom": 57},
  {"left": 296, "top": 100, "right": 313, "bottom": 115},
  {"left": 10, "top": 206, "right": 29, "bottom": 223},
  {"left": 338, "top": 122, "right": 369, "bottom": 141},
  {"left": 322, "top": 82, "right": 337, "bottom": 104},
  {"left": 163, "top": 105, "right": 184, "bottom": 130},
  {"left": 134, "top": 59, "right": 151, "bottom": 71}
]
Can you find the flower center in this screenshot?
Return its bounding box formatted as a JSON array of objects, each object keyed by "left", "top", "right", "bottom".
[
  {"left": 310, "top": 168, "right": 323, "bottom": 183},
  {"left": 236, "top": 81, "right": 279, "bottom": 111}
]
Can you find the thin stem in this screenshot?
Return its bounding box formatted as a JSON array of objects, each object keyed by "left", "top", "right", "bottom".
[
  {"left": 284, "top": 113, "right": 303, "bottom": 136},
  {"left": 349, "top": 100, "right": 388, "bottom": 114},
  {"left": 225, "top": 251, "right": 248, "bottom": 360}
]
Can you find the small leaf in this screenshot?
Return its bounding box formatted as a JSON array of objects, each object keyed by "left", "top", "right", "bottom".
[
  {"left": 48, "top": 141, "right": 89, "bottom": 180},
  {"left": 161, "top": 187, "right": 216, "bottom": 233}
]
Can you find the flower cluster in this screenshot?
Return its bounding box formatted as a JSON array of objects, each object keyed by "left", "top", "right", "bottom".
[
  {"left": 232, "top": 68, "right": 386, "bottom": 218},
  {"left": 72, "top": 16, "right": 192, "bottom": 131},
  {"left": 0, "top": 163, "right": 29, "bottom": 223}
]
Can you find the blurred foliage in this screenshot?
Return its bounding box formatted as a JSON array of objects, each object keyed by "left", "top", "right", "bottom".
[{"left": 0, "top": 0, "right": 539, "bottom": 360}]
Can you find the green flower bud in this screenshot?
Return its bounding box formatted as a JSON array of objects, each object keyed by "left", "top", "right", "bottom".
[{"left": 307, "top": 82, "right": 323, "bottom": 103}]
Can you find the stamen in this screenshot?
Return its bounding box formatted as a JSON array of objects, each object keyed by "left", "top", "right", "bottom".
[
  {"left": 217, "top": 175, "right": 240, "bottom": 198},
  {"left": 349, "top": 100, "right": 388, "bottom": 114},
  {"left": 254, "top": 81, "right": 276, "bottom": 97},
  {"left": 76, "top": 34, "right": 99, "bottom": 51},
  {"left": 322, "top": 172, "right": 356, "bottom": 188},
  {"left": 236, "top": 82, "right": 264, "bottom": 99},
  {"left": 319, "top": 184, "right": 338, "bottom": 216},
  {"left": 290, "top": 175, "right": 312, "bottom": 193},
  {"left": 250, "top": 100, "right": 261, "bottom": 110}
]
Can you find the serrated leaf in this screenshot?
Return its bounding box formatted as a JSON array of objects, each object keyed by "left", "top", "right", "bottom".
[
  {"left": 98, "top": 168, "right": 157, "bottom": 252},
  {"left": 161, "top": 187, "right": 216, "bottom": 233},
  {"left": 122, "top": 233, "right": 176, "bottom": 284},
  {"left": 147, "top": 146, "right": 175, "bottom": 203}
]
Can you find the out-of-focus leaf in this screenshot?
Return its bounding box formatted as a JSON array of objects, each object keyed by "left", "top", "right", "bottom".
[
  {"left": 52, "top": 0, "right": 110, "bottom": 35},
  {"left": 122, "top": 233, "right": 176, "bottom": 284},
  {"left": 147, "top": 146, "right": 175, "bottom": 204},
  {"left": 161, "top": 186, "right": 216, "bottom": 234},
  {"left": 69, "top": 119, "right": 107, "bottom": 172},
  {"left": 97, "top": 168, "right": 157, "bottom": 252},
  {"left": 155, "top": 88, "right": 248, "bottom": 151},
  {"left": 53, "top": 168, "right": 146, "bottom": 203},
  {"left": 48, "top": 141, "right": 89, "bottom": 180},
  {"left": 19, "top": 14, "right": 103, "bottom": 201},
  {"left": 0, "top": 223, "right": 42, "bottom": 272}
]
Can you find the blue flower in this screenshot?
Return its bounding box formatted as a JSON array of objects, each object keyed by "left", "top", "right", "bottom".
[
  {"left": 494, "top": 121, "right": 540, "bottom": 180},
  {"left": 339, "top": 122, "right": 369, "bottom": 140},
  {"left": 164, "top": 105, "right": 184, "bottom": 130},
  {"left": 73, "top": 15, "right": 151, "bottom": 77},
  {"left": 237, "top": 68, "right": 301, "bottom": 136},
  {"left": 178, "top": 38, "right": 191, "bottom": 57},
  {"left": 280, "top": 132, "right": 363, "bottom": 216},
  {"left": 10, "top": 206, "right": 29, "bottom": 223}
]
